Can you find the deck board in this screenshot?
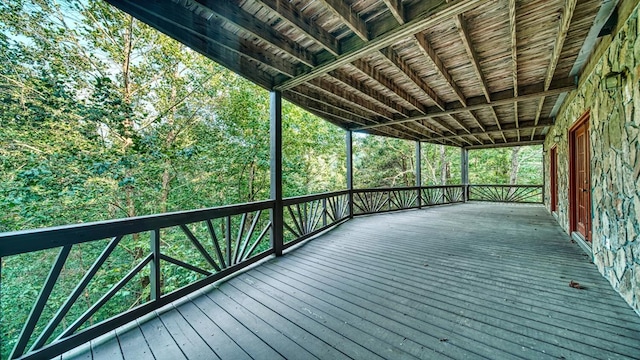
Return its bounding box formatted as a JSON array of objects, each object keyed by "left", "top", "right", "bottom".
[{"left": 64, "top": 203, "right": 640, "bottom": 360}]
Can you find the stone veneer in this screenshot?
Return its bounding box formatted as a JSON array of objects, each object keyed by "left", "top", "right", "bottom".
[{"left": 544, "top": 2, "right": 640, "bottom": 315}]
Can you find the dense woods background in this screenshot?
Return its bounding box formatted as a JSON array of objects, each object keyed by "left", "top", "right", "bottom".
[{"left": 0, "top": 1, "right": 542, "bottom": 358}]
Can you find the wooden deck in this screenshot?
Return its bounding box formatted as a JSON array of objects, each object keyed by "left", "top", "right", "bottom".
[{"left": 63, "top": 203, "right": 640, "bottom": 360}]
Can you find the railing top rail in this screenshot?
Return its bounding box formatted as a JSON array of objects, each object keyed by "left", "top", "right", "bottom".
[
  {"left": 469, "top": 184, "right": 543, "bottom": 188},
  {"left": 282, "top": 190, "right": 349, "bottom": 206},
  {"left": 0, "top": 199, "right": 275, "bottom": 257},
  {"left": 353, "top": 185, "right": 463, "bottom": 193}
]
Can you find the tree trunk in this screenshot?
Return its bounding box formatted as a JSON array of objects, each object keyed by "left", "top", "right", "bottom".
[
  {"left": 439, "top": 145, "right": 447, "bottom": 185},
  {"left": 160, "top": 61, "right": 180, "bottom": 213},
  {"left": 121, "top": 16, "right": 136, "bottom": 219},
  {"left": 509, "top": 146, "right": 521, "bottom": 185}
]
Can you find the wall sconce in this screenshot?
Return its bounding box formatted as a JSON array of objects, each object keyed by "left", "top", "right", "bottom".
[
  {"left": 553, "top": 133, "right": 562, "bottom": 143},
  {"left": 603, "top": 70, "right": 627, "bottom": 90}
]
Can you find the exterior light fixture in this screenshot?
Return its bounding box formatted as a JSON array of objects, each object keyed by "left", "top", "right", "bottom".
[
  {"left": 603, "top": 70, "right": 626, "bottom": 90},
  {"left": 553, "top": 133, "right": 562, "bottom": 143}
]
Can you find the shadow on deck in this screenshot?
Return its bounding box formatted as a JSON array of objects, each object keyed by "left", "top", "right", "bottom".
[{"left": 62, "top": 203, "right": 640, "bottom": 360}]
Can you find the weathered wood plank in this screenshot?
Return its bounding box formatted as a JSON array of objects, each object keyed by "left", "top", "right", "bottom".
[
  {"left": 227, "top": 278, "right": 390, "bottom": 360},
  {"left": 55, "top": 204, "right": 640, "bottom": 360},
  {"left": 253, "top": 0, "right": 340, "bottom": 55},
  {"left": 206, "top": 289, "right": 318, "bottom": 360},
  {"left": 190, "top": 294, "right": 286, "bottom": 360},
  {"left": 318, "top": 0, "right": 369, "bottom": 41},
  {"left": 91, "top": 331, "right": 123, "bottom": 360},
  {"left": 274, "top": 0, "right": 490, "bottom": 90},
  {"left": 116, "top": 325, "right": 153, "bottom": 360},
  {"left": 196, "top": 0, "right": 318, "bottom": 67},
  {"left": 158, "top": 307, "right": 220, "bottom": 360},
  {"left": 138, "top": 316, "right": 186, "bottom": 360},
  {"left": 175, "top": 300, "right": 252, "bottom": 360},
  {"left": 217, "top": 283, "right": 350, "bottom": 360},
  {"left": 533, "top": 0, "right": 578, "bottom": 139},
  {"left": 424, "top": 118, "right": 555, "bottom": 142},
  {"left": 355, "top": 80, "right": 575, "bottom": 131}
]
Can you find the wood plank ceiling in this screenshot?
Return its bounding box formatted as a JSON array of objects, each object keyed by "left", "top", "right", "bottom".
[{"left": 105, "top": 0, "right": 609, "bottom": 148}]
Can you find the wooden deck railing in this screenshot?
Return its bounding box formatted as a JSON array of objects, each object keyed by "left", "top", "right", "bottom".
[
  {"left": 352, "top": 185, "right": 465, "bottom": 215},
  {"left": 468, "top": 184, "right": 543, "bottom": 203},
  {"left": 1, "top": 183, "right": 536, "bottom": 359},
  {"left": 1, "top": 200, "right": 275, "bottom": 360},
  {"left": 282, "top": 190, "right": 350, "bottom": 249}
]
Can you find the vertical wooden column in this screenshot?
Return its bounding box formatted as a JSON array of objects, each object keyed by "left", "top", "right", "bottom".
[
  {"left": 416, "top": 141, "right": 422, "bottom": 208},
  {"left": 346, "top": 131, "right": 354, "bottom": 218},
  {"left": 270, "top": 91, "right": 283, "bottom": 256},
  {"left": 461, "top": 147, "right": 469, "bottom": 202},
  {"left": 150, "top": 229, "right": 161, "bottom": 301}
]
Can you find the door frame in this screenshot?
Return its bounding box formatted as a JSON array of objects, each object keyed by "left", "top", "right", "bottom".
[
  {"left": 550, "top": 145, "right": 558, "bottom": 213},
  {"left": 568, "top": 111, "right": 591, "bottom": 241}
]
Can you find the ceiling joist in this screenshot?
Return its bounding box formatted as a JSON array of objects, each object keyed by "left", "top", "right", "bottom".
[
  {"left": 274, "top": 0, "right": 490, "bottom": 90},
  {"left": 106, "top": 0, "right": 604, "bottom": 147},
  {"left": 355, "top": 78, "right": 576, "bottom": 130}
]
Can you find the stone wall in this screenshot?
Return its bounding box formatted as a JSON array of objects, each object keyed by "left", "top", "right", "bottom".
[{"left": 544, "top": 3, "right": 640, "bottom": 314}]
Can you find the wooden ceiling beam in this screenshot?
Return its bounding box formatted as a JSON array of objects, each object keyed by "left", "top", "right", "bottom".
[
  {"left": 318, "top": 0, "right": 369, "bottom": 41},
  {"left": 289, "top": 85, "right": 388, "bottom": 125},
  {"left": 423, "top": 118, "right": 555, "bottom": 142},
  {"left": 328, "top": 69, "right": 418, "bottom": 118},
  {"left": 464, "top": 136, "right": 545, "bottom": 149},
  {"left": 509, "top": 0, "right": 520, "bottom": 141},
  {"left": 285, "top": 90, "right": 424, "bottom": 141},
  {"left": 453, "top": 13, "right": 490, "bottom": 102},
  {"left": 254, "top": 0, "right": 341, "bottom": 56},
  {"left": 355, "top": 79, "right": 576, "bottom": 130},
  {"left": 398, "top": 122, "right": 446, "bottom": 141},
  {"left": 291, "top": 85, "right": 434, "bottom": 145},
  {"left": 105, "top": 0, "right": 276, "bottom": 88},
  {"left": 413, "top": 33, "right": 486, "bottom": 136},
  {"left": 449, "top": 5, "right": 507, "bottom": 143},
  {"left": 413, "top": 34, "right": 465, "bottom": 106},
  {"left": 275, "top": 0, "right": 489, "bottom": 90},
  {"left": 289, "top": 87, "right": 427, "bottom": 141},
  {"left": 307, "top": 79, "right": 397, "bottom": 121},
  {"left": 379, "top": 47, "right": 446, "bottom": 111},
  {"left": 532, "top": 0, "right": 577, "bottom": 140},
  {"left": 192, "top": 0, "right": 318, "bottom": 67},
  {"left": 351, "top": 60, "right": 429, "bottom": 114},
  {"left": 382, "top": 0, "right": 405, "bottom": 25},
  {"left": 420, "top": 118, "right": 473, "bottom": 146}
]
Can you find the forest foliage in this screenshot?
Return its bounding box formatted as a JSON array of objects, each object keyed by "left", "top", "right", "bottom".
[{"left": 0, "top": 1, "right": 542, "bottom": 358}]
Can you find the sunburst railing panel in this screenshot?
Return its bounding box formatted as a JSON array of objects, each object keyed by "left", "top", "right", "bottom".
[
  {"left": 468, "top": 185, "right": 543, "bottom": 203},
  {"left": 282, "top": 191, "right": 350, "bottom": 247}
]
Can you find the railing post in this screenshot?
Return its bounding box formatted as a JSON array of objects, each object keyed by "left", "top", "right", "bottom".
[
  {"left": 346, "top": 130, "right": 354, "bottom": 218},
  {"left": 150, "top": 229, "right": 161, "bottom": 301},
  {"left": 461, "top": 147, "right": 469, "bottom": 202},
  {"left": 322, "top": 197, "right": 327, "bottom": 226},
  {"left": 270, "top": 90, "right": 284, "bottom": 256},
  {"left": 416, "top": 141, "right": 422, "bottom": 208}
]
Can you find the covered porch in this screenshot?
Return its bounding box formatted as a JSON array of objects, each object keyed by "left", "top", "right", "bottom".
[
  {"left": 59, "top": 203, "right": 640, "bottom": 360},
  {"left": 2, "top": 0, "right": 640, "bottom": 359}
]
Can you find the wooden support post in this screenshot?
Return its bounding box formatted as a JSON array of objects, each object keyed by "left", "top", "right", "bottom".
[
  {"left": 416, "top": 141, "right": 422, "bottom": 208},
  {"left": 150, "top": 229, "right": 161, "bottom": 301},
  {"left": 346, "top": 130, "right": 354, "bottom": 218},
  {"left": 270, "top": 91, "right": 284, "bottom": 256},
  {"left": 540, "top": 144, "right": 551, "bottom": 205},
  {"left": 461, "top": 148, "right": 469, "bottom": 202}
]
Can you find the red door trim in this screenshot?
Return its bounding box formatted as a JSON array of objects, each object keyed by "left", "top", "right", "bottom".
[
  {"left": 568, "top": 111, "right": 591, "bottom": 241},
  {"left": 550, "top": 145, "right": 558, "bottom": 213}
]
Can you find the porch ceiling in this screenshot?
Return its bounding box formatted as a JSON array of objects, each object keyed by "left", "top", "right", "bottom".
[{"left": 104, "top": 0, "right": 611, "bottom": 148}]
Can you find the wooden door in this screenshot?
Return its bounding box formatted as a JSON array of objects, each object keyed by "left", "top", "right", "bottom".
[
  {"left": 570, "top": 113, "right": 591, "bottom": 241},
  {"left": 550, "top": 146, "right": 557, "bottom": 212}
]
